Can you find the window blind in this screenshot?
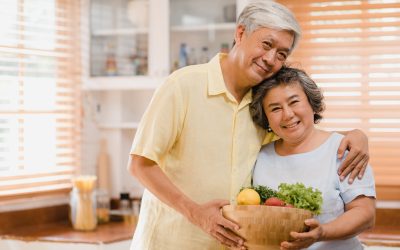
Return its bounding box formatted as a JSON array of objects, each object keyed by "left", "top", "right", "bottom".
[
  {"left": 278, "top": 0, "right": 400, "bottom": 200},
  {"left": 0, "top": 0, "right": 81, "bottom": 200}
]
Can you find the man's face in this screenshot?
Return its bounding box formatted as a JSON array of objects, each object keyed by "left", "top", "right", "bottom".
[{"left": 235, "top": 27, "right": 294, "bottom": 87}]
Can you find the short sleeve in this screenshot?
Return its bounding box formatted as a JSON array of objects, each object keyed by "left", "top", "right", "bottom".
[
  {"left": 338, "top": 153, "right": 376, "bottom": 204},
  {"left": 130, "top": 77, "right": 185, "bottom": 166}
]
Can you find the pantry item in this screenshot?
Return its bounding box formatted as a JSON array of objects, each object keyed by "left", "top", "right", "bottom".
[{"left": 70, "top": 175, "right": 97, "bottom": 231}]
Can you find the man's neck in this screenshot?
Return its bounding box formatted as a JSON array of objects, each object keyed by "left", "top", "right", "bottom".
[{"left": 220, "top": 54, "right": 251, "bottom": 103}]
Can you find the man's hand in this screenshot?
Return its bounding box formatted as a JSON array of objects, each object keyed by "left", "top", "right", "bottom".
[
  {"left": 337, "top": 129, "right": 369, "bottom": 184},
  {"left": 188, "top": 199, "right": 246, "bottom": 249},
  {"left": 280, "top": 219, "right": 323, "bottom": 250}
]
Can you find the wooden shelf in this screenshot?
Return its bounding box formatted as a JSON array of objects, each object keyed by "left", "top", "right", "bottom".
[
  {"left": 98, "top": 122, "right": 139, "bottom": 130},
  {"left": 170, "top": 22, "right": 235, "bottom": 32},
  {"left": 83, "top": 76, "right": 164, "bottom": 91},
  {"left": 92, "top": 22, "right": 235, "bottom": 36},
  {"left": 92, "top": 28, "right": 149, "bottom": 36}
]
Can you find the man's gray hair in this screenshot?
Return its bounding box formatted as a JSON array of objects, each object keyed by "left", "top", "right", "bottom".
[{"left": 237, "top": 1, "right": 301, "bottom": 52}]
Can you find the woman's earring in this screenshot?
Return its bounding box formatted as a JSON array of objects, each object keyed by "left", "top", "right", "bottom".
[{"left": 267, "top": 126, "right": 272, "bottom": 133}]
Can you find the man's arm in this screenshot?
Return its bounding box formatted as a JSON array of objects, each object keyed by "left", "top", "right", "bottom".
[
  {"left": 337, "top": 129, "right": 369, "bottom": 183},
  {"left": 127, "top": 155, "right": 245, "bottom": 249}
]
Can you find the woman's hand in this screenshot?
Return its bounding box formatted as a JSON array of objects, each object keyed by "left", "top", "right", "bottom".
[
  {"left": 189, "top": 199, "right": 246, "bottom": 249},
  {"left": 280, "top": 219, "right": 323, "bottom": 250},
  {"left": 337, "top": 129, "right": 369, "bottom": 183}
]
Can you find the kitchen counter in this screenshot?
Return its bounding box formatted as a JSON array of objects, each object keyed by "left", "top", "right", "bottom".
[
  {"left": 360, "top": 225, "right": 400, "bottom": 248},
  {"left": 1, "top": 204, "right": 399, "bottom": 248},
  {"left": 2, "top": 219, "right": 399, "bottom": 248},
  {"left": 0, "top": 220, "right": 135, "bottom": 244}
]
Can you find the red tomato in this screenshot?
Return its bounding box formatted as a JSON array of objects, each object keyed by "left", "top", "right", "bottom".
[{"left": 264, "top": 197, "right": 285, "bottom": 207}]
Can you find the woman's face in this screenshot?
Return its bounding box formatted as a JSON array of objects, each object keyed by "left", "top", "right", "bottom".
[{"left": 262, "top": 82, "right": 315, "bottom": 144}]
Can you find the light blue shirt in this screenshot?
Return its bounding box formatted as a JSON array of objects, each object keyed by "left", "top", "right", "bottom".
[{"left": 253, "top": 132, "right": 376, "bottom": 250}]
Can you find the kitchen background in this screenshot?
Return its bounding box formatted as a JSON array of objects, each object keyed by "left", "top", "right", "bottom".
[{"left": 0, "top": 0, "right": 399, "bottom": 249}]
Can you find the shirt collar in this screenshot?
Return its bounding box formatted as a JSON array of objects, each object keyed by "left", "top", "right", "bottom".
[
  {"left": 207, "top": 53, "right": 253, "bottom": 107},
  {"left": 207, "top": 53, "right": 228, "bottom": 96}
]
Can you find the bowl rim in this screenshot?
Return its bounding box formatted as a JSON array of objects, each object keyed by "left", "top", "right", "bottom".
[{"left": 222, "top": 204, "right": 313, "bottom": 216}]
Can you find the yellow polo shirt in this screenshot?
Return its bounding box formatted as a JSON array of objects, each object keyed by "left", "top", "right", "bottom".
[{"left": 130, "top": 54, "right": 277, "bottom": 250}]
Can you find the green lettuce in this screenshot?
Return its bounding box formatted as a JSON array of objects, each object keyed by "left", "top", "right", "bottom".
[{"left": 277, "top": 183, "right": 323, "bottom": 214}]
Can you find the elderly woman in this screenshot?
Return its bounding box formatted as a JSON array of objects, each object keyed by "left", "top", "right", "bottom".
[{"left": 249, "top": 67, "right": 376, "bottom": 250}]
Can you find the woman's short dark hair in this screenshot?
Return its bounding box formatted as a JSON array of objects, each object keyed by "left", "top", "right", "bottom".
[{"left": 250, "top": 67, "right": 325, "bottom": 130}]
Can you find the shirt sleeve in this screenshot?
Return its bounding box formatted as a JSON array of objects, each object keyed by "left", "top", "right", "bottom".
[
  {"left": 130, "top": 77, "right": 185, "bottom": 166},
  {"left": 338, "top": 152, "right": 377, "bottom": 204},
  {"left": 262, "top": 132, "right": 280, "bottom": 145}
]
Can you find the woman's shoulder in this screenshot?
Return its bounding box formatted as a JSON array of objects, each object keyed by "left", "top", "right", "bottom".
[
  {"left": 259, "top": 141, "right": 277, "bottom": 156},
  {"left": 326, "top": 132, "right": 345, "bottom": 150}
]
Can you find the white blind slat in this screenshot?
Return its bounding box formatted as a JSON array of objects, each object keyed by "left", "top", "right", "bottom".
[
  {"left": 279, "top": 0, "right": 400, "bottom": 198},
  {"left": 0, "top": 0, "right": 81, "bottom": 200}
]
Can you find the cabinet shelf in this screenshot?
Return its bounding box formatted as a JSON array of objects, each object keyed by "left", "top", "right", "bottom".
[
  {"left": 98, "top": 122, "right": 139, "bottom": 130},
  {"left": 170, "top": 22, "right": 235, "bottom": 32},
  {"left": 92, "top": 28, "right": 149, "bottom": 36},
  {"left": 83, "top": 76, "right": 164, "bottom": 91}
]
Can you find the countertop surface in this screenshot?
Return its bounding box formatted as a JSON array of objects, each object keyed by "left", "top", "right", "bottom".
[
  {"left": 360, "top": 225, "right": 400, "bottom": 247},
  {"left": 2, "top": 220, "right": 400, "bottom": 247},
  {"left": 1, "top": 221, "right": 135, "bottom": 244}
]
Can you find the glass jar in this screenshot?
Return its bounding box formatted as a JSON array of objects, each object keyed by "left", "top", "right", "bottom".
[
  {"left": 96, "top": 189, "right": 110, "bottom": 224},
  {"left": 70, "top": 187, "right": 97, "bottom": 231},
  {"left": 120, "top": 192, "right": 135, "bottom": 225}
]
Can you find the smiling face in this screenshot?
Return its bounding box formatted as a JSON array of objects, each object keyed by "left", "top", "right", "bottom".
[
  {"left": 235, "top": 26, "right": 294, "bottom": 88},
  {"left": 262, "top": 82, "right": 316, "bottom": 144}
]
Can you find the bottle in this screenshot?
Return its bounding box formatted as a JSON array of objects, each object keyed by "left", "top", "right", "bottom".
[
  {"left": 178, "top": 43, "right": 188, "bottom": 68},
  {"left": 171, "top": 60, "right": 179, "bottom": 73},
  {"left": 220, "top": 43, "right": 230, "bottom": 54},
  {"left": 119, "top": 192, "right": 135, "bottom": 225},
  {"left": 96, "top": 189, "right": 110, "bottom": 224},
  {"left": 187, "top": 48, "right": 197, "bottom": 65},
  {"left": 199, "top": 46, "right": 209, "bottom": 64},
  {"left": 105, "top": 54, "right": 117, "bottom": 76},
  {"left": 131, "top": 199, "right": 141, "bottom": 225}
]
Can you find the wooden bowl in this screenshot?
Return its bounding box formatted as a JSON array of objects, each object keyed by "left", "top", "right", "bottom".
[{"left": 222, "top": 205, "right": 313, "bottom": 250}]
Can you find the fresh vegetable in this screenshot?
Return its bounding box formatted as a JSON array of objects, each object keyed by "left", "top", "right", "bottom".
[
  {"left": 237, "top": 188, "right": 261, "bottom": 205},
  {"left": 237, "top": 183, "right": 323, "bottom": 214},
  {"left": 264, "top": 197, "right": 285, "bottom": 206},
  {"left": 277, "top": 183, "right": 323, "bottom": 214},
  {"left": 253, "top": 185, "right": 278, "bottom": 203}
]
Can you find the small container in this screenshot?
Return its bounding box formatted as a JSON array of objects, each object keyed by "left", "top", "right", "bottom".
[
  {"left": 220, "top": 43, "right": 230, "bottom": 53},
  {"left": 120, "top": 192, "right": 135, "bottom": 225},
  {"left": 70, "top": 188, "right": 97, "bottom": 230},
  {"left": 96, "top": 189, "right": 110, "bottom": 224},
  {"left": 178, "top": 43, "right": 188, "bottom": 68},
  {"left": 69, "top": 175, "right": 97, "bottom": 231},
  {"left": 199, "top": 46, "right": 209, "bottom": 64},
  {"left": 132, "top": 199, "right": 141, "bottom": 217}
]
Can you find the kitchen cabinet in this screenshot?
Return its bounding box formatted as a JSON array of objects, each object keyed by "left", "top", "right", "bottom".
[{"left": 82, "top": 0, "right": 249, "bottom": 198}]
